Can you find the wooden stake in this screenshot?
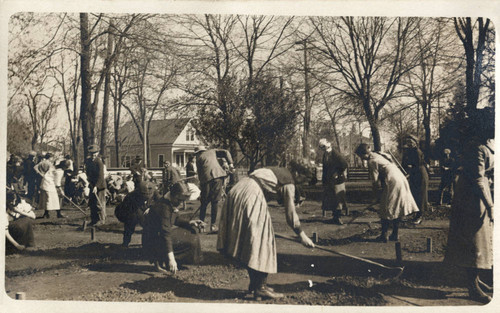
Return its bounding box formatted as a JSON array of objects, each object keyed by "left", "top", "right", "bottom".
[
  {"left": 91, "top": 227, "right": 96, "bottom": 241},
  {"left": 16, "top": 292, "right": 26, "bottom": 300},
  {"left": 427, "top": 238, "right": 432, "bottom": 253},
  {"left": 395, "top": 242, "right": 402, "bottom": 263},
  {"left": 312, "top": 232, "right": 319, "bottom": 243},
  {"left": 82, "top": 220, "right": 88, "bottom": 231}
]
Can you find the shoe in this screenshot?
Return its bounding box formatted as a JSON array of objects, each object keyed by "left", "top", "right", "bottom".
[
  {"left": 57, "top": 212, "right": 66, "bottom": 218},
  {"left": 388, "top": 233, "right": 399, "bottom": 242},
  {"left": 210, "top": 225, "right": 218, "bottom": 233},
  {"left": 412, "top": 218, "right": 422, "bottom": 225},
  {"left": 375, "top": 234, "right": 388, "bottom": 243},
  {"left": 254, "top": 286, "right": 284, "bottom": 300},
  {"left": 331, "top": 217, "right": 344, "bottom": 225}
]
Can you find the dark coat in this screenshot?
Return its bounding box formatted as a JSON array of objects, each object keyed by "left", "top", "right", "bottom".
[
  {"left": 85, "top": 156, "right": 106, "bottom": 190},
  {"left": 402, "top": 147, "right": 429, "bottom": 212},
  {"left": 196, "top": 149, "right": 233, "bottom": 185},
  {"left": 322, "top": 148, "right": 348, "bottom": 186}
]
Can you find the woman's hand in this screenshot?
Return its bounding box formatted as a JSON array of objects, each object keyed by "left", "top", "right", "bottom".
[
  {"left": 168, "top": 252, "right": 178, "bottom": 274},
  {"left": 299, "top": 231, "right": 315, "bottom": 248}
]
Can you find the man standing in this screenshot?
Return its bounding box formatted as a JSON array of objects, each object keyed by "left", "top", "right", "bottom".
[
  {"left": 319, "top": 138, "right": 348, "bottom": 225},
  {"left": 85, "top": 144, "right": 107, "bottom": 226},
  {"left": 23, "top": 151, "right": 38, "bottom": 204},
  {"left": 130, "top": 156, "right": 147, "bottom": 185},
  {"left": 195, "top": 146, "right": 234, "bottom": 233},
  {"left": 162, "top": 161, "right": 182, "bottom": 195}
]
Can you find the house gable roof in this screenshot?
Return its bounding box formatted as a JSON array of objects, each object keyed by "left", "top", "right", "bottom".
[{"left": 117, "top": 118, "right": 192, "bottom": 146}]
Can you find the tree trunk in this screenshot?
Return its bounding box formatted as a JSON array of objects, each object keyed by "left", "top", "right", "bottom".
[
  {"left": 368, "top": 120, "right": 382, "bottom": 152},
  {"left": 99, "top": 25, "right": 114, "bottom": 157},
  {"left": 79, "top": 13, "right": 93, "bottom": 156}
]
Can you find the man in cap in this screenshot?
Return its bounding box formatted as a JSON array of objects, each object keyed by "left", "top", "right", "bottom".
[
  {"left": 130, "top": 155, "right": 147, "bottom": 185},
  {"left": 319, "top": 138, "right": 348, "bottom": 225},
  {"left": 195, "top": 145, "right": 234, "bottom": 233},
  {"left": 85, "top": 144, "right": 107, "bottom": 226}
]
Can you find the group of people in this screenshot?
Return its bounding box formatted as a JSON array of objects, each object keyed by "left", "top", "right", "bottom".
[{"left": 5, "top": 107, "right": 494, "bottom": 303}]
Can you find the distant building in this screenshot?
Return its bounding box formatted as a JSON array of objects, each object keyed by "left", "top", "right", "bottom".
[{"left": 106, "top": 118, "right": 203, "bottom": 168}]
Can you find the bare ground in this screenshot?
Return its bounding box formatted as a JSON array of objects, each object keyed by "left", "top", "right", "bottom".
[{"left": 3, "top": 183, "right": 495, "bottom": 308}]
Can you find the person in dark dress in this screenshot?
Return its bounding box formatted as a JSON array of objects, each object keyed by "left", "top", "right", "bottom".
[
  {"left": 115, "top": 181, "right": 159, "bottom": 247},
  {"left": 402, "top": 135, "right": 429, "bottom": 225},
  {"left": 5, "top": 190, "right": 36, "bottom": 253},
  {"left": 142, "top": 182, "right": 203, "bottom": 274},
  {"left": 319, "top": 138, "right": 348, "bottom": 224}
]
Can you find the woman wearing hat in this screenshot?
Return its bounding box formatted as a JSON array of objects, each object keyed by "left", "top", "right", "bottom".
[
  {"left": 34, "top": 153, "right": 61, "bottom": 218},
  {"left": 142, "top": 182, "right": 203, "bottom": 273},
  {"left": 355, "top": 144, "right": 419, "bottom": 242},
  {"left": 217, "top": 165, "right": 315, "bottom": 300},
  {"left": 444, "top": 108, "right": 494, "bottom": 303},
  {"left": 402, "top": 135, "right": 429, "bottom": 225}
]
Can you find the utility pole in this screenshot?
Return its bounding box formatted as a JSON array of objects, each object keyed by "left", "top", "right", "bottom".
[{"left": 295, "top": 39, "right": 311, "bottom": 160}]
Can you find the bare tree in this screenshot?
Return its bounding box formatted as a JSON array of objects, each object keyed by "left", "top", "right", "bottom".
[
  {"left": 310, "top": 17, "right": 419, "bottom": 151},
  {"left": 404, "top": 18, "right": 461, "bottom": 160},
  {"left": 453, "top": 17, "right": 492, "bottom": 113}
]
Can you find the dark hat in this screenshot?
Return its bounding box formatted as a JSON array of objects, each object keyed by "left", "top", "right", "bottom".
[
  {"left": 88, "top": 145, "right": 99, "bottom": 153},
  {"left": 138, "top": 181, "right": 155, "bottom": 199}
]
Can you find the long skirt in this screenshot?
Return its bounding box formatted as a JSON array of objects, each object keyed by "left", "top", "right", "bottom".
[
  {"left": 142, "top": 226, "right": 202, "bottom": 265},
  {"left": 379, "top": 165, "right": 419, "bottom": 220},
  {"left": 38, "top": 189, "right": 60, "bottom": 211},
  {"left": 408, "top": 166, "right": 429, "bottom": 213},
  {"left": 217, "top": 177, "right": 277, "bottom": 274},
  {"left": 7, "top": 217, "right": 35, "bottom": 251},
  {"left": 444, "top": 175, "right": 493, "bottom": 269},
  {"left": 322, "top": 183, "right": 346, "bottom": 212}
]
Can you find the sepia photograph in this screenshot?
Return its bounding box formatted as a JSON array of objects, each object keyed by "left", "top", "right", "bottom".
[{"left": 1, "top": 0, "right": 498, "bottom": 312}]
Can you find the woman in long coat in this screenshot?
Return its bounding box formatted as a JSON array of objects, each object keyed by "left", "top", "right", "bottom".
[
  {"left": 444, "top": 136, "right": 494, "bottom": 303},
  {"left": 217, "top": 166, "right": 315, "bottom": 300},
  {"left": 355, "top": 144, "right": 419, "bottom": 242},
  {"left": 402, "top": 135, "right": 429, "bottom": 225}
]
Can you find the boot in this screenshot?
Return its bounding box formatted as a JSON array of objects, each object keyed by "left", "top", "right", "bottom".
[
  {"left": 375, "top": 219, "right": 389, "bottom": 243},
  {"left": 467, "top": 268, "right": 492, "bottom": 304},
  {"left": 254, "top": 286, "right": 284, "bottom": 300},
  {"left": 57, "top": 210, "right": 66, "bottom": 218},
  {"left": 389, "top": 219, "right": 400, "bottom": 241},
  {"left": 43, "top": 210, "right": 50, "bottom": 219}
]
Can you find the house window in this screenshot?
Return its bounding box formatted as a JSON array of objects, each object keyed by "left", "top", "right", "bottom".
[
  {"left": 121, "top": 156, "right": 131, "bottom": 168},
  {"left": 186, "top": 129, "right": 196, "bottom": 141},
  {"left": 176, "top": 154, "right": 185, "bottom": 168},
  {"left": 158, "top": 154, "right": 165, "bottom": 167}
]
